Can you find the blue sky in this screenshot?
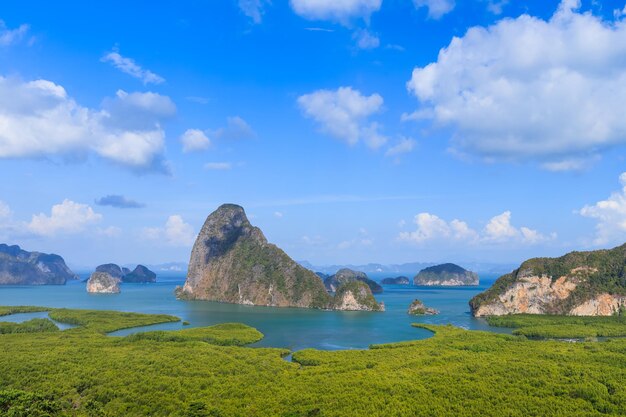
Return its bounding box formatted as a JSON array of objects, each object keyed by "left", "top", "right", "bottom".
[{"left": 2, "top": 0, "right": 626, "bottom": 269}]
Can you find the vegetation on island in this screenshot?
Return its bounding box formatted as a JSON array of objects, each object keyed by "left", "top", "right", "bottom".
[
  {"left": 470, "top": 243, "right": 626, "bottom": 314},
  {"left": 1, "top": 306, "right": 626, "bottom": 416},
  {"left": 486, "top": 314, "right": 626, "bottom": 338}
]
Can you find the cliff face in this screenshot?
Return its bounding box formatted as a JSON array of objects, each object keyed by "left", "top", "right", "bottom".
[
  {"left": 86, "top": 272, "right": 120, "bottom": 294},
  {"left": 324, "top": 269, "right": 383, "bottom": 294},
  {"left": 0, "top": 244, "right": 77, "bottom": 285},
  {"left": 177, "top": 204, "right": 332, "bottom": 309},
  {"left": 471, "top": 244, "right": 626, "bottom": 316},
  {"left": 332, "top": 281, "right": 385, "bottom": 312},
  {"left": 414, "top": 263, "right": 479, "bottom": 286}
]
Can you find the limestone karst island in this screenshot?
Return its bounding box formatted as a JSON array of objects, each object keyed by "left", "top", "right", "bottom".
[{"left": 2, "top": 1, "right": 626, "bottom": 416}]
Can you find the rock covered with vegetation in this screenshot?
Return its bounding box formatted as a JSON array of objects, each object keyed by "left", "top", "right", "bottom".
[
  {"left": 381, "top": 276, "right": 410, "bottom": 285},
  {"left": 122, "top": 265, "right": 157, "bottom": 283},
  {"left": 324, "top": 268, "right": 383, "bottom": 294},
  {"left": 332, "top": 281, "right": 385, "bottom": 311},
  {"left": 86, "top": 272, "right": 120, "bottom": 294},
  {"left": 0, "top": 244, "right": 77, "bottom": 285},
  {"left": 470, "top": 243, "right": 626, "bottom": 317},
  {"left": 95, "top": 263, "right": 156, "bottom": 283},
  {"left": 177, "top": 204, "right": 333, "bottom": 309},
  {"left": 407, "top": 299, "right": 439, "bottom": 315},
  {"left": 414, "top": 263, "right": 479, "bottom": 286}
]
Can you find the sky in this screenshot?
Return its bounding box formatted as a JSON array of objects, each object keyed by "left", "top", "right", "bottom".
[{"left": 2, "top": 0, "right": 626, "bottom": 269}]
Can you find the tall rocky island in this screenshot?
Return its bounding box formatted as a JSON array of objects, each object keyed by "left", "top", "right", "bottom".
[
  {"left": 0, "top": 244, "right": 77, "bottom": 285},
  {"left": 178, "top": 204, "right": 382, "bottom": 311},
  {"left": 470, "top": 243, "right": 626, "bottom": 316},
  {"left": 414, "top": 263, "right": 479, "bottom": 286}
]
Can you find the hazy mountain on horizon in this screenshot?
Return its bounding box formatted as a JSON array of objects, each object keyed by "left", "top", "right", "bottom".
[{"left": 298, "top": 261, "right": 517, "bottom": 276}]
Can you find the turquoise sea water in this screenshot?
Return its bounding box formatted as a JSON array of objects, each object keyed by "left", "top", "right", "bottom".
[{"left": 0, "top": 272, "right": 508, "bottom": 351}]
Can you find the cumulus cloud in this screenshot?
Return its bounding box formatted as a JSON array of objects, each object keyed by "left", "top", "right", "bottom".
[
  {"left": 239, "top": 0, "right": 269, "bottom": 23},
  {"left": 101, "top": 48, "right": 165, "bottom": 85},
  {"left": 0, "top": 200, "right": 11, "bottom": 218},
  {"left": 385, "top": 137, "right": 416, "bottom": 158},
  {"left": 180, "top": 129, "right": 211, "bottom": 152},
  {"left": 28, "top": 200, "right": 102, "bottom": 236},
  {"left": 143, "top": 215, "right": 195, "bottom": 246},
  {"left": 400, "top": 211, "right": 552, "bottom": 245},
  {"left": 95, "top": 195, "right": 145, "bottom": 209},
  {"left": 0, "top": 20, "right": 30, "bottom": 46},
  {"left": 298, "top": 86, "right": 387, "bottom": 149},
  {"left": 579, "top": 172, "right": 626, "bottom": 245},
  {"left": 0, "top": 77, "right": 173, "bottom": 173},
  {"left": 353, "top": 29, "right": 379, "bottom": 49},
  {"left": 405, "top": 1, "right": 626, "bottom": 169},
  {"left": 413, "top": 0, "right": 455, "bottom": 19},
  {"left": 486, "top": 0, "right": 509, "bottom": 15},
  {"left": 204, "top": 162, "right": 233, "bottom": 170},
  {"left": 213, "top": 116, "right": 256, "bottom": 141},
  {"left": 290, "top": 0, "right": 382, "bottom": 23}
]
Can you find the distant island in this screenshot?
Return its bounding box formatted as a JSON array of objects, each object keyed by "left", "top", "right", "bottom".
[
  {"left": 324, "top": 268, "right": 383, "bottom": 294},
  {"left": 381, "top": 276, "right": 410, "bottom": 285},
  {"left": 0, "top": 244, "right": 77, "bottom": 285},
  {"left": 176, "top": 204, "right": 383, "bottom": 312},
  {"left": 414, "top": 263, "right": 479, "bottom": 286},
  {"left": 470, "top": 243, "right": 626, "bottom": 317}
]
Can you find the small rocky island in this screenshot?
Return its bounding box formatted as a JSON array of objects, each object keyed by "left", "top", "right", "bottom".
[
  {"left": 86, "top": 272, "right": 120, "bottom": 294},
  {"left": 470, "top": 243, "right": 626, "bottom": 317},
  {"left": 414, "top": 263, "right": 479, "bottom": 286},
  {"left": 333, "top": 281, "right": 385, "bottom": 312},
  {"left": 381, "top": 276, "right": 410, "bottom": 285},
  {"left": 176, "top": 204, "right": 383, "bottom": 312},
  {"left": 324, "top": 268, "right": 383, "bottom": 294},
  {"left": 0, "top": 244, "right": 77, "bottom": 285},
  {"left": 407, "top": 299, "right": 438, "bottom": 315}
]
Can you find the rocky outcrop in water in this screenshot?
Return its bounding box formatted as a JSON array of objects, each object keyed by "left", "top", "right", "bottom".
[
  {"left": 123, "top": 265, "right": 156, "bottom": 283},
  {"left": 0, "top": 244, "right": 77, "bottom": 285},
  {"left": 381, "top": 276, "right": 410, "bottom": 285},
  {"left": 414, "top": 264, "right": 478, "bottom": 286},
  {"left": 94, "top": 263, "right": 156, "bottom": 283},
  {"left": 332, "top": 281, "right": 385, "bottom": 312},
  {"left": 324, "top": 268, "right": 383, "bottom": 294},
  {"left": 407, "top": 299, "right": 438, "bottom": 315},
  {"left": 470, "top": 243, "right": 626, "bottom": 316},
  {"left": 176, "top": 204, "right": 333, "bottom": 309},
  {"left": 86, "top": 272, "right": 120, "bottom": 294}
]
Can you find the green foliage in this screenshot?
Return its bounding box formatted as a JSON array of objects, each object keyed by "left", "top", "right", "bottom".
[
  {"left": 0, "top": 306, "right": 50, "bottom": 317},
  {"left": 125, "top": 323, "right": 263, "bottom": 346},
  {"left": 486, "top": 314, "right": 626, "bottom": 338},
  {"left": 48, "top": 308, "right": 180, "bottom": 333},
  {"left": 1, "top": 307, "right": 626, "bottom": 416},
  {"left": 0, "top": 318, "right": 59, "bottom": 334},
  {"left": 332, "top": 281, "right": 383, "bottom": 311}
]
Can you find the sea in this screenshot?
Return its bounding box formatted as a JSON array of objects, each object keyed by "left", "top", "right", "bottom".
[{"left": 0, "top": 272, "right": 511, "bottom": 351}]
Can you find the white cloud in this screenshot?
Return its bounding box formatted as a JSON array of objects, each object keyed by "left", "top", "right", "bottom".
[
  {"left": 353, "top": 29, "right": 380, "bottom": 49},
  {"left": 239, "top": 0, "right": 269, "bottom": 23},
  {"left": 298, "top": 86, "right": 386, "bottom": 149},
  {"left": 486, "top": 0, "right": 509, "bottom": 15},
  {"left": 413, "top": 0, "right": 455, "bottom": 19},
  {"left": 28, "top": 200, "right": 102, "bottom": 236},
  {"left": 204, "top": 162, "right": 233, "bottom": 170},
  {"left": 143, "top": 215, "right": 195, "bottom": 246},
  {"left": 0, "top": 200, "right": 11, "bottom": 218},
  {"left": 274, "top": 211, "right": 284, "bottom": 218},
  {"left": 0, "top": 77, "right": 173, "bottom": 173},
  {"left": 405, "top": 1, "right": 626, "bottom": 169},
  {"left": 97, "top": 226, "right": 122, "bottom": 238},
  {"left": 385, "top": 137, "right": 416, "bottom": 157},
  {"left": 290, "top": 0, "right": 382, "bottom": 23},
  {"left": 579, "top": 172, "right": 626, "bottom": 245},
  {"left": 180, "top": 129, "right": 211, "bottom": 152},
  {"left": 101, "top": 48, "right": 165, "bottom": 85},
  {"left": 213, "top": 116, "right": 256, "bottom": 140},
  {"left": 400, "top": 211, "right": 551, "bottom": 245},
  {"left": 0, "top": 20, "right": 30, "bottom": 46}
]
